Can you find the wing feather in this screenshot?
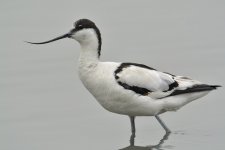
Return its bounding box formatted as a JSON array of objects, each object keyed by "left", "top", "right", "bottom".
[
  {"left": 114, "top": 63, "right": 220, "bottom": 99},
  {"left": 115, "top": 63, "right": 178, "bottom": 98}
]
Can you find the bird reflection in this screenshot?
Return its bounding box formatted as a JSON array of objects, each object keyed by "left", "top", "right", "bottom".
[{"left": 120, "top": 132, "right": 171, "bottom": 150}]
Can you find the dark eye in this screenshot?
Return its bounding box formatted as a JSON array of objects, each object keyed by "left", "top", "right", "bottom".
[{"left": 77, "top": 25, "right": 84, "bottom": 30}]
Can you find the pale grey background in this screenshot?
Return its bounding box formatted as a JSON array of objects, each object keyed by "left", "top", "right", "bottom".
[{"left": 1, "top": 0, "right": 225, "bottom": 150}]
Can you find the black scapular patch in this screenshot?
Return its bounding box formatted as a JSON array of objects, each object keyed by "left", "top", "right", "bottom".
[{"left": 114, "top": 62, "right": 156, "bottom": 79}]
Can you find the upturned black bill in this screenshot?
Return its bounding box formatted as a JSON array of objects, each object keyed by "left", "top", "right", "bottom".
[{"left": 26, "top": 33, "right": 70, "bottom": 44}]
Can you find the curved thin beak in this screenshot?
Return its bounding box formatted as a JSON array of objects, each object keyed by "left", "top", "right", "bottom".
[{"left": 25, "top": 33, "right": 70, "bottom": 44}]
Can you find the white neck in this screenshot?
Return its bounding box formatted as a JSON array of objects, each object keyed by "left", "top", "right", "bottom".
[{"left": 78, "top": 30, "right": 100, "bottom": 66}]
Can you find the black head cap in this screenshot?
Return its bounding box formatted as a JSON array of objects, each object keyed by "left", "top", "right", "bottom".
[
  {"left": 73, "top": 19, "right": 102, "bottom": 56},
  {"left": 74, "top": 19, "right": 96, "bottom": 30}
]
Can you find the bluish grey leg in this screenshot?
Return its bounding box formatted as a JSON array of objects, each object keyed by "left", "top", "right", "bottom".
[
  {"left": 129, "top": 116, "right": 136, "bottom": 135},
  {"left": 155, "top": 115, "right": 171, "bottom": 133},
  {"left": 129, "top": 116, "right": 136, "bottom": 146}
]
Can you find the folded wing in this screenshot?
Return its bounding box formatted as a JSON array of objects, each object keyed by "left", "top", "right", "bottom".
[{"left": 114, "top": 63, "right": 219, "bottom": 99}]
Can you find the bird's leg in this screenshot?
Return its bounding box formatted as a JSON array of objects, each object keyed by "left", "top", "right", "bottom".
[
  {"left": 155, "top": 115, "right": 171, "bottom": 133},
  {"left": 129, "top": 116, "right": 136, "bottom": 146},
  {"left": 129, "top": 116, "right": 136, "bottom": 134},
  {"left": 149, "top": 131, "right": 171, "bottom": 149}
]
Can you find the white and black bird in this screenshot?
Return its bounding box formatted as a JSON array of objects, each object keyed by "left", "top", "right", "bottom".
[{"left": 27, "top": 19, "right": 221, "bottom": 135}]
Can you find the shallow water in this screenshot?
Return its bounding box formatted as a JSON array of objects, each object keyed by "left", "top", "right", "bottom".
[{"left": 1, "top": 0, "right": 225, "bottom": 150}]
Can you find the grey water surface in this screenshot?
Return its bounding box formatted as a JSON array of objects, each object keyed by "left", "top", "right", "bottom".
[{"left": 1, "top": 0, "right": 225, "bottom": 150}]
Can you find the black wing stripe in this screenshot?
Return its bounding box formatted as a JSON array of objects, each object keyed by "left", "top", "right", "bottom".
[{"left": 118, "top": 81, "right": 152, "bottom": 95}]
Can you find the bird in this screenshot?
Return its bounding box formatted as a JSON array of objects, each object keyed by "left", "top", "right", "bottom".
[{"left": 26, "top": 18, "right": 221, "bottom": 136}]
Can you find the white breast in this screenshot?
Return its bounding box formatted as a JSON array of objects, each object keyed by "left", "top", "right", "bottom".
[{"left": 78, "top": 61, "right": 119, "bottom": 109}]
